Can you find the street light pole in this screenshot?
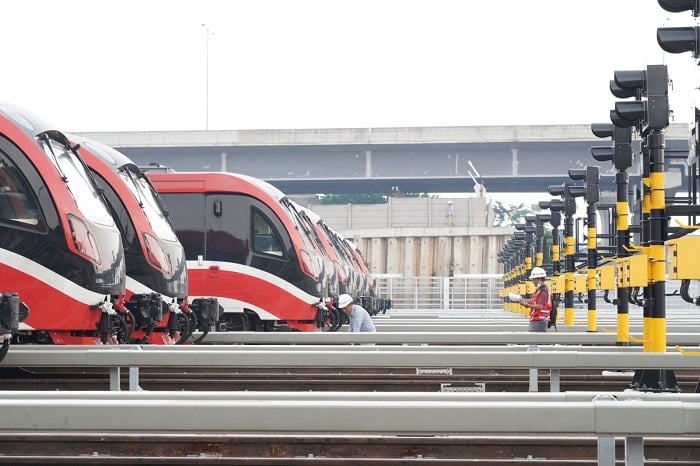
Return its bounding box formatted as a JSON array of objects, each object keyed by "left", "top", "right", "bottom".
[{"left": 201, "top": 24, "right": 214, "bottom": 130}]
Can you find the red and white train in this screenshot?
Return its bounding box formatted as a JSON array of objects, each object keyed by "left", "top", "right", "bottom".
[
  {"left": 0, "top": 99, "right": 384, "bottom": 344},
  {"left": 148, "top": 171, "right": 337, "bottom": 332},
  {"left": 0, "top": 102, "right": 125, "bottom": 345},
  {"left": 70, "top": 135, "right": 218, "bottom": 344}
]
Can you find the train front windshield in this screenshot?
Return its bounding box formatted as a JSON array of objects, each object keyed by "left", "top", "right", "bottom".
[
  {"left": 118, "top": 167, "right": 178, "bottom": 242},
  {"left": 40, "top": 138, "right": 115, "bottom": 228}
]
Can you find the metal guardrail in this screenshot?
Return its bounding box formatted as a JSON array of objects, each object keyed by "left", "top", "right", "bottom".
[
  {"left": 1, "top": 390, "right": 699, "bottom": 465},
  {"left": 195, "top": 331, "right": 700, "bottom": 346},
  {"left": 0, "top": 390, "right": 697, "bottom": 436},
  {"left": 374, "top": 274, "right": 503, "bottom": 310},
  {"left": 6, "top": 344, "right": 698, "bottom": 395},
  {"left": 7, "top": 345, "right": 700, "bottom": 369}
]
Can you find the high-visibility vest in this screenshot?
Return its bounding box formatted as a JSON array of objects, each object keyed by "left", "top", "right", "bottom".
[{"left": 530, "top": 285, "right": 552, "bottom": 321}]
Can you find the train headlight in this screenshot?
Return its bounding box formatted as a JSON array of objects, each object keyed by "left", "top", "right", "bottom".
[
  {"left": 143, "top": 233, "right": 172, "bottom": 277},
  {"left": 298, "top": 249, "right": 319, "bottom": 280},
  {"left": 67, "top": 214, "right": 102, "bottom": 265}
]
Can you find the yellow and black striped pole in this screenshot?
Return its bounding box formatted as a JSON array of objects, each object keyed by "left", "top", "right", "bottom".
[
  {"left": 548, "top": 184, "right": 578, "bottom": 327},
  {"left": 549, "top": 206, "right": 562, "bottom": 325},
  {"left": 647, "top": 131, "right": 667, "bottom": 353},
  {"left": 590, "top": 123, "right": 633, "bottom": 344},
  {"left": 640, "top": 139, "right": 653, "bottom": 352},
  {"left": 569, "top": 166, "right": 600, "bottom": 332},
  {"left": 563, "top": 192, "right": 576, "bottom": 327},
  {"left": 615, "top": 169, "right": 631, "bottom": 345},
  {"left": 585, "top": 201, "right": 597, "bottom": 332}
]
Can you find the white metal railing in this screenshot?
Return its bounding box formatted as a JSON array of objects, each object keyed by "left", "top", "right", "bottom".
[
  {"left": 374, "top": 274, "right": 503, "bottom": 310},
  {"left": 371, "top": 276, "right": 700, "bottom": 311}
]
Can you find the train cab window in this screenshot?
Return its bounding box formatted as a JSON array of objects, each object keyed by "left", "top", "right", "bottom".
[
  {"left": 281, "top": 201, "right": 322, "bottom": 256},
  {"left": 118, "top": 167, "right": 178, "bottom": 242},
  {"left": 39, "top": 138, "right": 115, "bottom": 228},
  {"left": 252, "top": 210, "right": 284, "bottom": 257},
  {"left": 90, "top": 171, "right": 133, "bottom": 240},
  {"left": 0, "top": 155, "right": 46, "bottom": 232}
]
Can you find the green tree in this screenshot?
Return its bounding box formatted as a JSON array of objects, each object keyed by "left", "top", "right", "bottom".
[
  {"left": 493, "top": 201, "right": 533, "bottom": 226},
  {"left": 320, "top": 193, "right": 388, "bottom": 204},
  {"left": 319, "top": 192, "right": 433, "bottom": 204}
]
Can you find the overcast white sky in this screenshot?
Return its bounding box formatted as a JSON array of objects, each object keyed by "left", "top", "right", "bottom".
[{"left": 2, "top": 0, "right": 699, "bottom": 133}]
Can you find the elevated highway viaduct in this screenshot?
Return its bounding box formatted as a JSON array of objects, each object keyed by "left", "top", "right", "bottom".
[{"left": 75, "top": 123, "right": 692, "bottom": 197}]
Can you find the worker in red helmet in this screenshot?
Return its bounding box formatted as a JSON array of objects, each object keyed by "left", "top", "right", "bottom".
[{"left": 519, "top": 267, "right": 552, "bottom": 332}]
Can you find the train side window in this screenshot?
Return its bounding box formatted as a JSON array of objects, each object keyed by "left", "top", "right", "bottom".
[
  {"left": 252, "top": 209, "right": 284, "bottom": 257},
  {"left": 159, "top": 193, "right": 205, "bottom": 261},
  {"left": 0, "top": 154, "right": 47, "bottom": 232}
]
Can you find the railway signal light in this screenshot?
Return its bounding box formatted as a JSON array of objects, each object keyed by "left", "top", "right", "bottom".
[
  {"left": 613, "top": 70, "right": 645, "bottom": 93},
  {"left": 565, "top": 184, "right": 585, "bottom": 217},
  {"left": 548, "top": 185, "right": 564, "bottom": 197},
  {"left": 657, "top": 0, "right": 700, "bottom": 16},
  {"left": 539, "top": 199, "right": 564, "bottom": 212},
  {"left": 591, "top": 123, "right": 613, "bottom": 139},
  {"left": 610, "top": 109, "right": 636, "bottom": 129},
  {"left": 536, "top": 213, "right": 551, "bottom": 223},
  {"left": 535, "top": 213, "right": 551, "bottom": 238},
  {"left": 568, "top": 166, "right": 600, "bottom": 204},
  {"left": 614, "top": 101, "right": 645, "bottom": 125},
  {"left": 539, "top": 199, "right": 563, "bottom": 233},
  {"left": 589, "top": 124, "right": 613, "bottom": 169},
  {"left": 657, "top": 27, "right": 700, "bottom": 58},
  {"left": 609, "top": 65, "right": 669, "bottom": 132},
  {"left": 549, "top": 183, "right": 579, "bottom": 217},
  {"left": 590, "top": 146, "right": 613, "bottom": 163},
  {"left": 613, "top": 126, "right": 633, "bottom": 170},
  {"left": 611, "top": 70, "right": 646, "bottom": 128},
  {"left": 610, "top": 80, "right": 637, "bottom": 99}
]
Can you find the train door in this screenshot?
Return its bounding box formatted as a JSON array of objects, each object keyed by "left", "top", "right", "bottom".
[
  {"left": 160, "top": 192, "right": 206, "bottom": 292},
  {"left": 204, "top": 193, "right": 291, "bottom": 330},
  {"left": 205, "top": 194, "right": 250, "bottom": 265},
  {"left": 204, "top": 193, "right": 294, "bottom": 281}
]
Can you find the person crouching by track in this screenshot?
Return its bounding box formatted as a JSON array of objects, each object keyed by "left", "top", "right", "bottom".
[
  {"left": 519, "top": 267, "right": 552, "bottom": 332},
  {"left": 338, "top": 293, "right": 376, "bottom": 333}
]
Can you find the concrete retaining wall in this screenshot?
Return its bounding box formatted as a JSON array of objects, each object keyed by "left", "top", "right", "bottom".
[{"left": 293, "top": 196, "right": 514, "bottom": 277}]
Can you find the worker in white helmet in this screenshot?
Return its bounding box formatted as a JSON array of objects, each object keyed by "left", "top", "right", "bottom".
[
  {"left": 337, "top": 293, "right": 376, "bottom": 333},
  {"left": 519, "top": 267, "right": 552, "bottom": 332}
]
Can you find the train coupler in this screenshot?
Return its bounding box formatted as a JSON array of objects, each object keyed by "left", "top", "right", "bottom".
[
  {"left": 126, "top": 293, "right": 164, "bottom": 328},
  {"left": 0, "top": 292, "right": 25, "bottom": 335}
]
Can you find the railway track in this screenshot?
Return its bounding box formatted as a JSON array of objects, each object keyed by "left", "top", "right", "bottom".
[
  {"left": 2, "top": 366, "right": 699, "bottom": 392},
  {"left": 0, "top": 432, "right": 699, "bottom": 465},
  {"left": 3, "top": 339, "right": 700, "bottom": 463}
]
